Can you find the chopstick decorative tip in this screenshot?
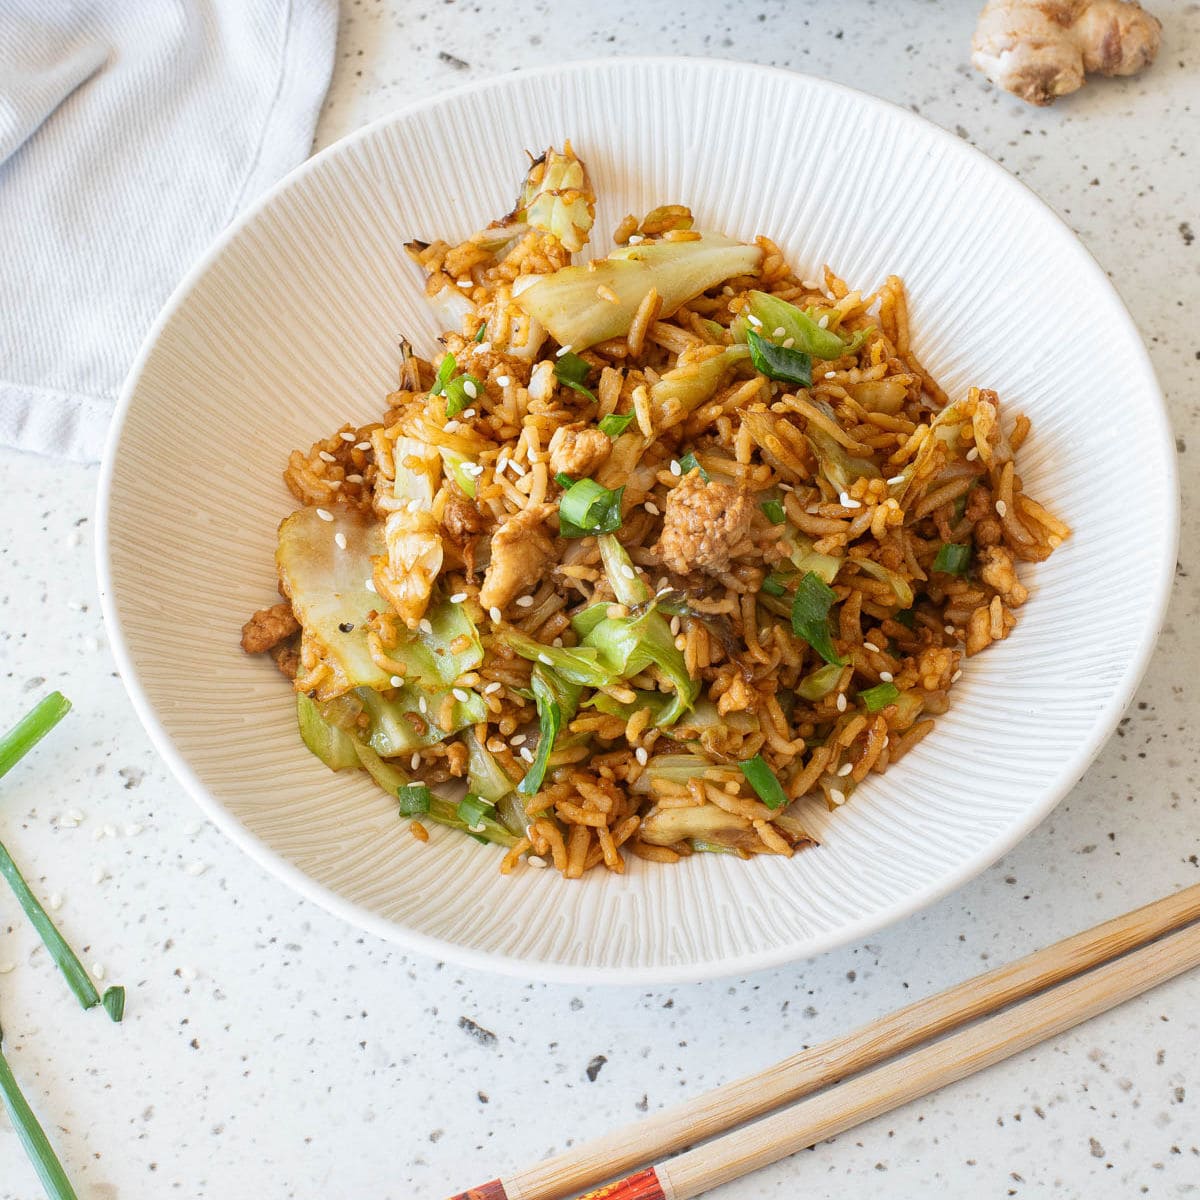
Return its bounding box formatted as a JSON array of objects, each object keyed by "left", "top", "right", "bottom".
[
  {"left": 446, "top": 1183, "right": 509, "bottom": 1200},
  {"left": 575, "top": 1167, "right": 666, "bottom": 1200}
]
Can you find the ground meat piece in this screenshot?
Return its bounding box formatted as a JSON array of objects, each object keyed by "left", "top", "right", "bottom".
[
  {"left": 241, "top": 602, "right": 299, "bottom": 654},
  {"left": 442, "top": 493, "right": 487, "bottom": 543},
  {"left": 548, "top": 425, "right": 611, "bottom": 479},
  {"left": 269, "top": 637, "right": 300, "bottom": 680},
  {"left": 978, "top": 545, "right": 1029, "bottom": 607},
  {"left": 916, "top": 645, "right": 957, "bottom": 691},
  {"left": 479, "top": 504, "right": 556, "bottom": 611},
  {"left": 655, "top": 472, "right": 753, "bottom": 576}
]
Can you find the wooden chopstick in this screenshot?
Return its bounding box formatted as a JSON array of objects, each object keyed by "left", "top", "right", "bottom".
[
  {"left": 603, "top": 917, "right": 1200, "bottom": 1200},
  {"left": 446, "top": 882, "right": 1200, "bottom": 1200}
]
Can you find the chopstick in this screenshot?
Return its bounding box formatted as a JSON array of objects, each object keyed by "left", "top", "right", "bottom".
[{"left": 447, "top": 882, "right": 1200, "bottom": 1200}]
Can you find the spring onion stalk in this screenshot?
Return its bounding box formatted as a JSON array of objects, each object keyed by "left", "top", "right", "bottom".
[
  {"left": 553, "top": 351, "right": 596, "bottom": 400},
  {"left": 933, "top": 543, "right": 971, "bottom": 576},
  {"left": 860, "top": 682, "right": 900, "bottom": 713},
  {"left": 519, "top": 665, "right": 582, "bottom": 796},
  {"left": 742, "top": 290, "right": 873, "bottom": 360},
  {"left": 737, "top": 755, "right": 788, "bottom": 810},
  {"left": 760, "top": 499, "right": 786, "bottom": 525},
  {"left": 558, "top": 478, "right": 624, "bottom": 538},
  {"left": 597, "top": 534, "right": 650, "bottom": 606},
  {"left": 597, "top": 412, "right": 634, "bottom": 438},
  {"left": 760, "top": 572, "right": 789, "bottom": 598},
  {"left": 648, "top": 344, "right": 751, "bottom": 431},
  {"left": 444, "top": 373, "right": 484, "bottom": 418},
  {"left": 0, "top": 845, "right": 100, "bottom": 1011},
  {"left": 853, "top": 557, "right": 915, "bottom": 608},
  {"left": 430, "top": 353, "right": 456, "bottom": 396},
  {"left": 101, "top": 987, "right": 126, "bottom": 1024},
  {"left": 0, "top": 693, "right": 71, "bottom": 781},
  {"left": 746, "top": 329, "right": 812, "bottom": 387},
  {"left": 677, "top": 451, "right": 709, "bottom": 481},
  {"left": 0, "top": 1030, "right": 80, "bottom": 1200},
  {"left": 791, "top": 572, "right": 846, "bottom": 666}
]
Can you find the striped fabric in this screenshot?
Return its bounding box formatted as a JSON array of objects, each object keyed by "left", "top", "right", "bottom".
[{"left": 0, "top": 0, "right": 337, "bottom": 461}]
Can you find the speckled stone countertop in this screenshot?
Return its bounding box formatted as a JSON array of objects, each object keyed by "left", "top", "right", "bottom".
[{"left": 2, "top": 3, "right": 1199, "bottom": 1197}]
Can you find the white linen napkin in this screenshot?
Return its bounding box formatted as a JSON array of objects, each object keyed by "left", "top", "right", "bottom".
[{"left": 0, "top": 1, "right": 338, "bottom": 462}]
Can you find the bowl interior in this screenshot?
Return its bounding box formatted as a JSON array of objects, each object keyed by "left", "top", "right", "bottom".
[{"left": 100, "top": 59, "right": 1175, "bottom": 983}]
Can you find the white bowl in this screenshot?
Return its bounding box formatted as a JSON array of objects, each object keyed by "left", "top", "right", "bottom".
[{"left": 98, "top": 58, "right": 1177, "bottom": 984}]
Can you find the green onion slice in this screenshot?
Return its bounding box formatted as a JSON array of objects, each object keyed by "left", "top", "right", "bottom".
[
  {"left": 473, "top": 322, "right": 487, "bottom": 342},
  {"left": 796, "top": 662, "right": 844, "bottom": 701},
  {"left": 397, "top": 782, "right": 431, "bottom": 816},
  {"left": 738, "top": 754, "right": 788, "bottom": 810},
  {"left": 790, "top": 572, "right": 846, "bottom": 666},
  {"left": 456, "top": 793, "right": 494, "bottom": 829},
  {"left": 430, "top": 353, "right": 456, "bottom": 397},
  {"left": 444, "top": 373, "right": 484, "bottom": 418},
  {"left": 761, "top": 499, "right": 786, "bottom": 525},
  {"left": 102, "top": 986, "right": 126, "bottom": 1024},
  {"left": 553, "top": 351, "right": 596, "bottom": 400},
  {"left": 933, "top": 542, "right": 971, "bottom": 576},
  {"left": 746, "top": 329, "right": 813, "bottom": 388},
  {"left": 677, "top": 451, "right": 709, "bottom": 481},
  {"left": 860, "top": 682, "right": 900, "bottom": 712},
  {"left": 760, "top": 572, "right": 789, "bottom": 598},
  {"left": 598, "top": 412, "right": 634, "bottom": 437},
  {"left": 554, "top": 471, "right": 575, "bottom": 489},
  {"left": 558, "top": 478, "right": 624, "bottom": 539}
]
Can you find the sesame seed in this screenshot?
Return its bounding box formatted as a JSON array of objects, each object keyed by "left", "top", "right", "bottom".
[
  {"left": 469, "top": 822, "right": 486, "bottom": 833},
  {"left": 746, "top": 314, "right": 763, "bottom": 328},
  {"left": 965, "top": 447, "right": 979, "bottom": 461},
  {"left": 483, "top": 681, "right": 502, "bottom": 695},
  {"left": 879, "top": 671, "right": 894, "bottom": 683},
  {"left": 318, "top": 450, "right": 337, "bottom": 463},
  {"left": 772, "top": 326, "right": 786, "bottom": 338},
  {"left": 418, "top": 618, "right": 434, "bottom": 634},
  {"left": 450, "top": 592, "right": 468, "bottom": 604},
  {"left": 462, "top": 462, "right": 485, "bottom": 477},
  {"left": 829, "top": 787, "right": 846, "bottom": 806},
  {"left": 669, "top": 616, "right": 681, "bottom": 636},
  {"left": 316, "top": 508, "right": 333, "bottom": 522},
  {"left": 552, "top": 637, "right": 564, "bottom": 647},
  {"left": 538, "top": 653, "right": 553, "bottom": 666},
  {"left": 418, "top": 696, "right": 428, "bottom": 714},
  {"left": 457, "top": 279, "right": 473, "bottom": 289},
  {"left": 881, "top": 737, "right": 890, "bottom": 750},
  {"left": 824, "top": 370, "right": 837, "bottom": 379},
  {"left": 334, "top": 531, "right": 347, "bottom": 550},
  {"left": 346, "top": 473, "right": 364, "bottom": 483},
  {"left": 887, "top": 474, "right": 906, "bottom": 485},
  {"left": 817, "top": 314, "right": 830, "bottom": 329},
  {"left": 364, "top": 578, "right": 376, "bottom": 593},
  {"left": 836, "top": 693, "right": 848, "bottom": 713},
  {"left": 839, "top": 492, "right": 862, "bottom": 510},
  {"left": 644, "top": 501, "right": 660, "bottom": 516},
  {"left": 338, "top": 431, "right": 357, "bottom": 443},
  {"left": 635, "top": 746, "right": 649, "bottom": 766},
  {"left": 452, "top": 688, "right": 469, "bottom": 703},
  {"left": 519, "top": 747, "right": 535, "bottom": 763},
  {"left": 945, "top": 624, "right": 956, "bottom": 635},
  {"left": 837, "top": 762, "right": 853, "bottom": 777},
  {"left": 185, "top": 861, "right": 209, "bottom": 877},
  {"left": 863, "top": 641, "right": 880, "bottom": 653},
  {"left": 489, "top": 606, "right": 502, "bottom": 623},
  {"left": 509, "top": 460, "right": 526, "bottom": 477},
  {"left": 92, "top": 962, "right": 105, "bottom": 980},
  {"left": 461, "top": 410, "right": 476, "bottom": 420},
  {"left": 411, "top": 752, "right": 421, "bottom": 770},
  {"left": 463, "top": 379, "right": 478, "bottom": 400},
  {"left": 995, "top": 499, "right": 1008, "bottom": 518},
  {"left": 782, "top": 337, "right": 795, "bottom": 349},
  {"left": 628, "top": 234, "right": 644, "bottom": 244},
  {"left": 511, "top": 734, "right": 527, "bottom": 746},
  {"left": 669, "top": 460, "right": 682, "bottom": 476},
  {"left": 527, "top": 854, "right": 548, "bottom": 869},
  {"left": 390, "top": 675, "right": 404, "bottom": 687},
  {"left": 355, "top": 441, "right": 371, "bottom": 451},
  {"left": 951, "top": 669, "right": 963, "bottom": 683},
  {"left": 516, "top": 595, "right": 535, "bottom": 607},
  {"left": 555, "top": 344, "right": 573, "bottom": 357},
  {"left": 49, "top": 892, "right": 63, "bottom": 910},
  {"left": 619, "top": 564, "right": 636, "bottom": 580},
  {"left": 496, "top": 375, "right": 511, "bottom": 387}
]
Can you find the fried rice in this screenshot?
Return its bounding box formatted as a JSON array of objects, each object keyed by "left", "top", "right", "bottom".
[{"left": 240, "top": 143, "right": 1069, "bottom": 879}]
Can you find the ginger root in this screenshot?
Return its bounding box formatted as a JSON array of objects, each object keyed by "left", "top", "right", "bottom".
[{"left": 972, "top": 0, "right": 1161, "bottom": 105}]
